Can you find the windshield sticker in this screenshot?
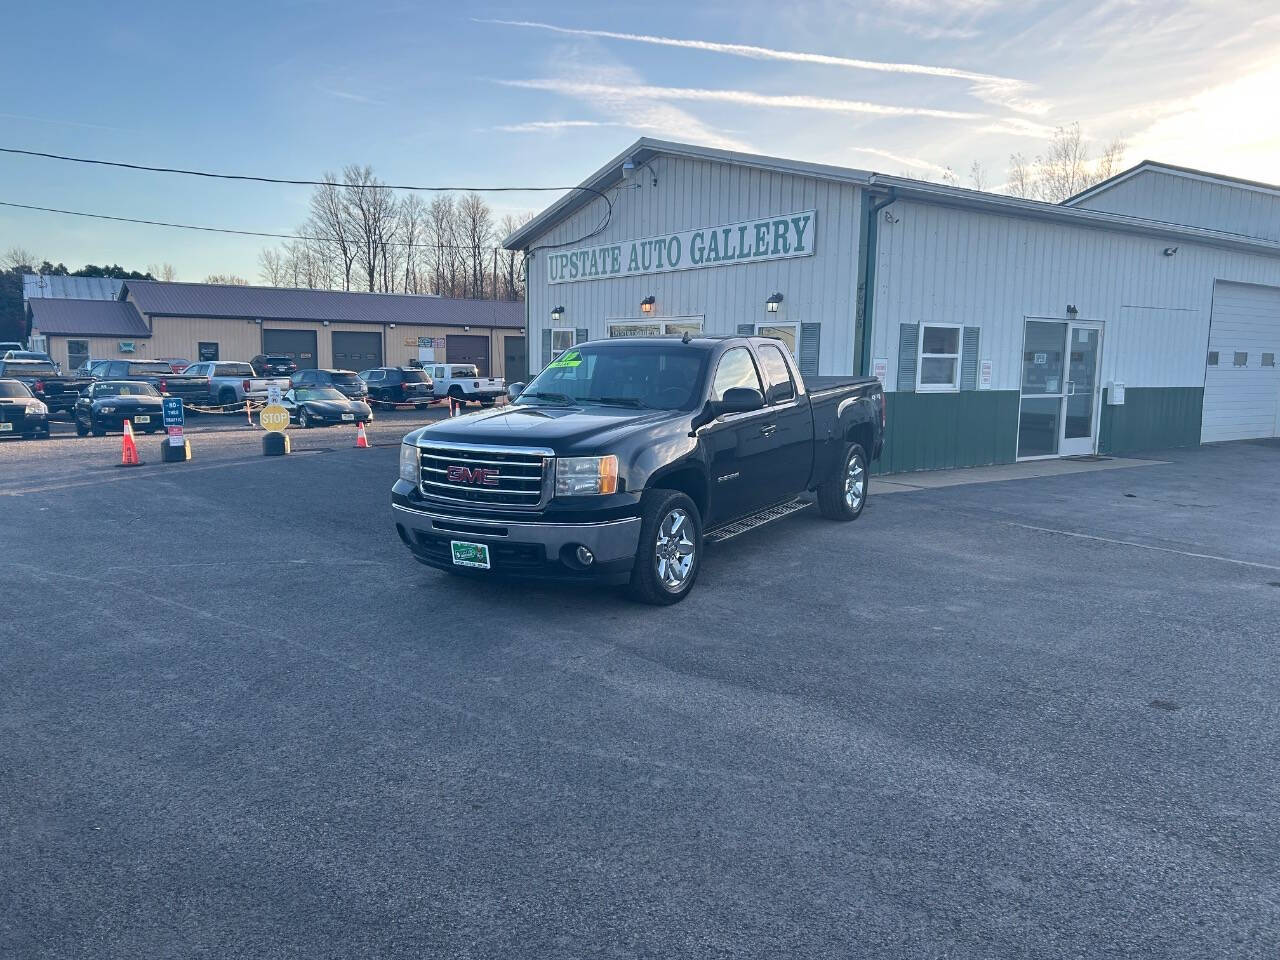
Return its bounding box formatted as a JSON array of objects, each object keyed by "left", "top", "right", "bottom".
[{"left": 549, "top": 350, "right": 582, "bottom": 368}]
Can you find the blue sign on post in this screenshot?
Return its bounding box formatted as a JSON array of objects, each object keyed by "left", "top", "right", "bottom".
[
  {"left": 162, "top": 397, "right": 185, "bottom": 427},
  {"left": 162, "top": 397, "right": 185, "bottom": 447}
]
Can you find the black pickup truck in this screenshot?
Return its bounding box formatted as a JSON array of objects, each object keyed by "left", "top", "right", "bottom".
[
  {"left": 392, "top": 335, "right": 884, "bottom": 604},
  {"left": 0, "top": 359, "right": 94, "bottom": 416},
  {"left": 93, "top": 359, "right": 214, "bottom": 407}
]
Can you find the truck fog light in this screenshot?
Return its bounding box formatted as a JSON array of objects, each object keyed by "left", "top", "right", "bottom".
[{"left": 575, "top": 545, "right": 594, "bottom": 566}]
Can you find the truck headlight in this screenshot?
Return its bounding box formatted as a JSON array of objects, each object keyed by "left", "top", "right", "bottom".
[
  {"left": 31, "top": 401, "right": 48, "bottom": 415},
  {"left": 399, "top": 443, "right": 419, "bottom": 483},
  {"left": 555, "top": 455, "right": 618, "bottom": 496}
]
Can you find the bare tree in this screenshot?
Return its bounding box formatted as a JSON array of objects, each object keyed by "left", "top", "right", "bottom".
[
  {"left": 1034, "top": 123, "right": 1091, "bottom": 203},
  {"left": 1007, "top": 152, "right": 1034, "bottom": 199},
  {"left": 340, "top": 164, "right": 400, "bottom": 292},
  {"left": 310, "top": 174, "right": 357, "bottom": 290},
  {"left": 3, "top": 247, "right": 38, "bottom": 271},
  {"left": 457, "top": 192, "right": 493, "bottom": 299},
  {"left": 258, "top": 249, "right": 287, "bottom": 286},
  {"left": 204, "top": 273, "right": 249, "bottom": 285},
  {"left": 398, "top": 194, "right": 428, "bottom": 293},
  {"left": 968, "top": 161, "right": 989, "bottom": 192},
  {"left": 499, "top": 212, "right": 535, "bottom": 300},
  {"left": 940, "top": 166, "right": 960, "bottom": 188},
  {"left": 1095, "top": 136, "right": 1128, "bottom": 183}
]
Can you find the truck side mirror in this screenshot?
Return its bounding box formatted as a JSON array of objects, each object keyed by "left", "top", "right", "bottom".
[
  {"left": 507, "top": 382, "right": 526, "bottom": 401},
  {"left": 715, "top": 387, "right": 764, "bottom": 415}
]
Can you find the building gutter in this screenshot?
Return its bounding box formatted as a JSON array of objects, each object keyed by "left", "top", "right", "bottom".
[{"left": 855, "top": 188, "right": 898, "bottom": 378}]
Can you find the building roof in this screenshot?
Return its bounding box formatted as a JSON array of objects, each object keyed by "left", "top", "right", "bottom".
[
  {"left": 122, "top": 280, "right": 525, "bottom": 328},
  {"left": 26, "top": 298, "right": 152, "bottom": 338},
  {"left": 505, "top": 138, "right": 1280, "bottom": 259},
  {"left": 23, "top": 274, "right": 125, "bottom": 301},
  {"left": 1063, "top": 160, "right": 1280, "bottom": 206}
]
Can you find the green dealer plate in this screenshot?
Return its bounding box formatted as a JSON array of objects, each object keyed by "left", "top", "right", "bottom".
[{"left": 450, "top": 541, "right": 491, "bottom": 569}]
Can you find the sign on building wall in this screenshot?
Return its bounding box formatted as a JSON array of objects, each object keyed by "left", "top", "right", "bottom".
[{"left": 547, "top": 210, "right": 817, "bottom": 284}]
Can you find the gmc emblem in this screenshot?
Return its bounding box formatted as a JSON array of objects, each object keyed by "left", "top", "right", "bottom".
[{"left": 447, "top": 465, "right": 500, "bottom": 486}]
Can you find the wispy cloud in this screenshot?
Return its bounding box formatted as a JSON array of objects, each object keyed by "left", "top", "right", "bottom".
[
  {"left": 491, "top": 120, "right": 636, "bottom": 133},
  {"left": 500, "top": 77, "right": 988, "bottom": 121},
  {"left": 849, "top": 147, "right": 952, "bottom": 175},
  {"left": 479, "top": 18, "right": 1047, "bottom": 114},
  {"left": 317, "top": 87, "right": 384, "bottom": 106}
]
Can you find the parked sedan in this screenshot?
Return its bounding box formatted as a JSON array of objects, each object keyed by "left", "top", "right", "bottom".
[
  {"left": 358, "top": 366, "right": 435, "bottom": 407},
  {"left": 74, "top": 381, "right": 166, "bottom": 436},
  {"left": 0, "top": 379, "right": 50, "bottom": 439},
  {"left": 251, "top": 354, "right": 299, "bottom": 377},
  {"left": 282, "top": 386, "right": 373, "bottom": 428}
]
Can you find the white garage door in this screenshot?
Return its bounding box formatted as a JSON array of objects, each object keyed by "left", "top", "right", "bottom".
[{"left": 1201, "top": 282, "right": 1280, "bottom": 443}]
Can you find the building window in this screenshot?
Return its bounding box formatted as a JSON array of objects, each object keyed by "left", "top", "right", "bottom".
[
  {"left": 755, "top": 323, "right": 798, "bottom": 357},
  {"left": 917, "top": 323, "right": 963, "bottom": 392},
  {"left": 1234, "top": 351, "right": 1248, "bottom": 367},
  {"left": 198, "top": 341, "right": 219, "bottom": 362},
  {"left": 1207, "top": 351, "right": 1219, "bottom": 366},
  {"left": 67, "top": 339, "right": 90, "bottom": 373},
  {"left": 550, "top": 328, "right": 575, "bottom": 359},
  {"left": 608, "top": 319, "right": 703, "bottom": 338},
  {"left": 1264, "top": 353, "right": 1276, "bottom": 368}
]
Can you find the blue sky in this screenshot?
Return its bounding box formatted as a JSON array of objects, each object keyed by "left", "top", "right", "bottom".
[{"left": 2, "top": 0, "right": 1276, "bottom": 281}]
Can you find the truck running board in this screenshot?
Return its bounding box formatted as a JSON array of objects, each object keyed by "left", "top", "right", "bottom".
[{"left": 704, "top": 498, "right": 812, "bottom": 544}]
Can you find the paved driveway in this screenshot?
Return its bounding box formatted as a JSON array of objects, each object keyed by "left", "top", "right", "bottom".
[{"left": 2, "top": 435, "right": 1277, "bottom": 958}]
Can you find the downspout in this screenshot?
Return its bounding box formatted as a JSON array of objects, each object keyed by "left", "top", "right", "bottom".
[{"left": 855, "top": 187, "right": 897, "bottom": 377}]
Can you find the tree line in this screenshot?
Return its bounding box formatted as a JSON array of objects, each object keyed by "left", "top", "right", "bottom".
[{"left": 256, "top": 165, "right": 534, "bottom": 301}]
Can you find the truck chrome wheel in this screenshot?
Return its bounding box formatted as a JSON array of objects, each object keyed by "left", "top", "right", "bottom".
[
  {"left": 844, "top": 452, "right": 866, "bottom": 511},
  {"left": 655, "top": 507, "right": 696, "bottom": 591}
]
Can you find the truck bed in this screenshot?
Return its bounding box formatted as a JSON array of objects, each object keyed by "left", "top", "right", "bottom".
[{"left": 806, "top": 375, "right": 881, "bottom": 396}]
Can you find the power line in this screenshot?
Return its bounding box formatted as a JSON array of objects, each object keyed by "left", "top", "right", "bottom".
[
  {"left": 0, "top": 144, "right": 614, "bottom": 252},
  {"left": 0, "top": 199, "right": 512, "bottom": 252}
]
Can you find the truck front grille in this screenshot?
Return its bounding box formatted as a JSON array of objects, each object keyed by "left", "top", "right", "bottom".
[{"left": 417, "top": 443, "right": 550, "bottom": 508}]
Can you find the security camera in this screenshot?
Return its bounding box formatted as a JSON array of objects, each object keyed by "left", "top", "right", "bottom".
[{"left": 1163, "top": 246, "right": 1178, "bottom": 257}]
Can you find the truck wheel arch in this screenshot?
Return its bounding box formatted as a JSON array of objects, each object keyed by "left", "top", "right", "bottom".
[{"left": 645, "top": 464, "right": 708, "bottom": 519}]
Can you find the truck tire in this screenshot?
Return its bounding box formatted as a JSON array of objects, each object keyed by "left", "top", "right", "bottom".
[
  {"left": 75, "top": 417, "right": 89, "bottom": 437},
  {"left": 218, "top": 387, "right": 238, "bottom": 410},
  {"left": 817, "top": 442, "right": 868, "bottom": 521},
  {"left": 628, "top": 489, "right": 703, "bottom": 605}
]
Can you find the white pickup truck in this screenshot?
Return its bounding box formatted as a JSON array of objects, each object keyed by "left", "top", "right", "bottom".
[
  {"left": 426, "top": 363, "right": 505, "bottom": 406},
  {"left": 183, "top": 361, "right": 293, "bottom": 409}
]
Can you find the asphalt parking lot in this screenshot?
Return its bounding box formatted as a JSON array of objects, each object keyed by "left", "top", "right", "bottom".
[{"left": 2, "top": 428, "right": 1278, "bottom": 959}]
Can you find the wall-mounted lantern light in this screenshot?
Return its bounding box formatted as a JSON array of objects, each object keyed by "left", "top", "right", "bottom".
[
  {"left": 463, "top": 325, "right": 470, "bottom": 333},
  {"left": 766, "top": 292, "right": 784, "bottom": 314},
  {"left": 322, "top": 320, "right": 330, "bottom": 327},
  {"left": 551, "top": 305, "right": 565, "bottom": 322},
  {"left": 640, "top": 295, "right": 656, "bottom": 314},
  {"left": 389, "top": 323, "right": 397, "bottom": 329},
  {"left": 1066, "top": 304, "right": 1078, "bottom": 316},
  {"left": 254, "top": 318, "right": 263, "bottom": 325}
]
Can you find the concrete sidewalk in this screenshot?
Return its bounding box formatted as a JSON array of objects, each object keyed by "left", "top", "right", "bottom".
[{"left": 875, "top": 455, "right": 1165, "bottom": 494}]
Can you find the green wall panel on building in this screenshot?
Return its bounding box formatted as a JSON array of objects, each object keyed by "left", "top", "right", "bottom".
[
  {"left": 1098, "top": 386, "right": 1203, "bottom": 455},
  {"left": 877, "top": 391, "right": 1020, "bottom": 474}
]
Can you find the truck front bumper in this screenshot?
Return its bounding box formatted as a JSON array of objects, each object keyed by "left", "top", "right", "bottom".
[{"left": 392, "top": 501, "right": 641, "bottom": 585}]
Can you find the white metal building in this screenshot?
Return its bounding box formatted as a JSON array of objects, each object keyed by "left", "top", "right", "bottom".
[{"left": 505, "top": 141, "right": 1280, "bottom": 472}]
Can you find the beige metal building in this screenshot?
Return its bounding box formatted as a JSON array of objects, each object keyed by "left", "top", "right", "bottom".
[{"left": 27, "top": 279, "right": 527, "bottom": 379}]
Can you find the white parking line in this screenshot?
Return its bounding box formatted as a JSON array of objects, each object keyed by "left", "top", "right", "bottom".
[{"left": 1008, "top": 522, "right": 1280, "bottom": 572}]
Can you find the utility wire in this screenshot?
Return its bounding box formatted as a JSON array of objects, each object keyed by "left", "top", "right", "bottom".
[
  {"left": 0, "top": 144, "right": 614, "bottom": 252},
  {"left": 0, "top": 199, "right": 507, "bottom": 252}
]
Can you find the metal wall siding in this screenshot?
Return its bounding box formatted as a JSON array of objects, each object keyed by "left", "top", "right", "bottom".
[
  {"left": 871, "top": 197, "right": 1280, "bottom": 393},
  {"left": 524, "top": 155, "right": 863, "bottom": 374},
  {"left": 1076, "top": 170, "right": 1280, "bottom": 243}
]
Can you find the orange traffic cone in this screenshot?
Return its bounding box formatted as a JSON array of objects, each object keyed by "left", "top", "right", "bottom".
[
  {"left": 120, "top": 419, "right": 141, "bottom": 467},
  {"left": 354, "top": 420, "right": 370, "bottom": 448}
]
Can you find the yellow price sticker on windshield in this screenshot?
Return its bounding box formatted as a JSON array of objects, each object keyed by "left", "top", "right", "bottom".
[{"left": 549, "top": 349, "right": 582, "bottom": 368}]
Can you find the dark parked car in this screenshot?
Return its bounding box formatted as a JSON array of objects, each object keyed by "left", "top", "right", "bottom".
[
  {"left": 251, "top": 354, "right": 299, "bottom": 377},
  {"left": 73, "top": 381, "right": 166, "bottom": 436},
  {"left": 3, "top": 350, "right": 58, "bottom": 370},
  {"left": 392, "top": 335, "right": 884, "bottom": 604},
  {"left": 281, "top": 386, "right": 372, "bottom": 428},
  {"left": 0, "top": 379, "right": 50, "bottom": 439},
  {"left": 0, "top": 359, "right": 94, "bottom": 415},
  {"left": 358, "top": 366, "right": 435, "bottom": 407},
  {"left": 290, "top": 368, "right": 368, "bottom": 400},
  {"left": 94, "top": 359, "right": 213, "bottom": 406}
]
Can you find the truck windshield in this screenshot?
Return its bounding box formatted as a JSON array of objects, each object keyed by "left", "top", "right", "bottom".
[
  {"left": 96, "top": 383, "right": 160, "bottom": 397},
  {"left": 521, "top": 344, "right": 708, "bottom": 410},
  {"left": 0, "top": 381, "right": 33, "bottom": 398},
  {"left": 216, "top": 363, "right": 255, "bottom": 377}
]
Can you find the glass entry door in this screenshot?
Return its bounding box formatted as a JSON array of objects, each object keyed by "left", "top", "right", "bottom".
[{"left": 1018, "top": 320, "right": 1104, "bottom": 458}]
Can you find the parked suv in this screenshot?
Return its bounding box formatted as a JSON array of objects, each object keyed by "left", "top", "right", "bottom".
[
  {"left": 359, "top": 366, "right": 435, "bottom": 407},
  {"left": 290, "top": 368, "right": 368, "bottom": 400},
  {"left": 251, "top": 354, "right": 299, "bottom": 377}
]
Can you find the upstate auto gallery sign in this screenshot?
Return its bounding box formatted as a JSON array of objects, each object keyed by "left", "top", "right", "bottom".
[{"left": 546, "top": 210, "right": 816, "bottom": 284}]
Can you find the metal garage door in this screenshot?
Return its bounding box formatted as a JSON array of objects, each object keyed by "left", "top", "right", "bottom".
[
  {"left": 503, "top": 335, "right": 526, "bottom": 382},
  {"left": 447, "top": 334, "right": 490, "bottom": 377},
  {"left": 262, "top": 329, "right": 317, "bottom": 370},
  {"left": 1202, "top": 282, "right": 1280, "bottom": 442},
  {"left": 332, "top": 331, "right": 382, "bottom": 371}
]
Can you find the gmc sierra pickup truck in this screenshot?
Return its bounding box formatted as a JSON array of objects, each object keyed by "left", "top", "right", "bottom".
[{"left": 392, "top": 335, "right": 884, "bottom": 604}]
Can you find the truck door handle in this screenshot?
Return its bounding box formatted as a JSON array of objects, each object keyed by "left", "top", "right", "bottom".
[{"left": 760, "top": 424, "right": 777, "bottom": 436}]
